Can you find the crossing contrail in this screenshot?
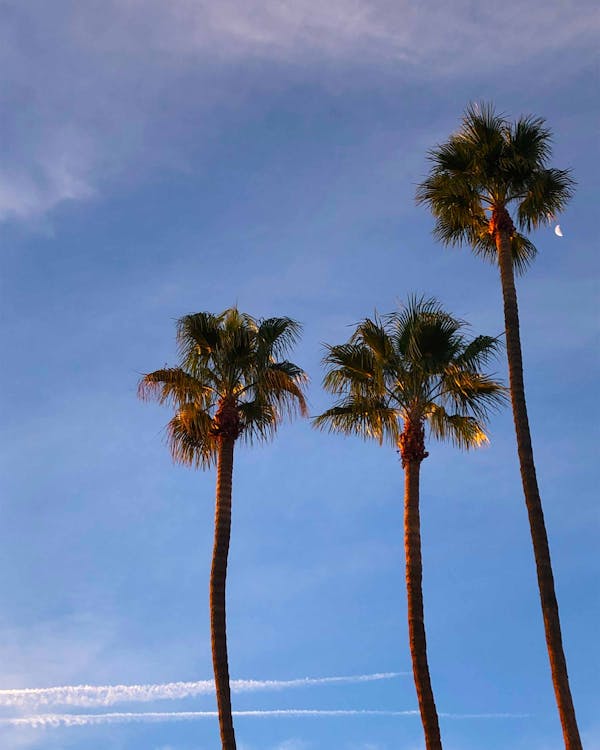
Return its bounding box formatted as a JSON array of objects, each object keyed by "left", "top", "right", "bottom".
[
  {"left": 0, "top": 708, "right": 530, "bottom": 729},
  {"left": 0, "top": 672, "right": 406, "bottom": 709}
]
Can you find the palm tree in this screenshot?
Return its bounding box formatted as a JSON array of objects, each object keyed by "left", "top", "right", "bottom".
[
  {"left": 138, "top": 308, "right": 308, "bottom": 750},
  {"left": 416, "top": 103, "right": 580, "bottom": 749},
  {"left": 314, "top": 298, "right": 505, "bottom": 750}
]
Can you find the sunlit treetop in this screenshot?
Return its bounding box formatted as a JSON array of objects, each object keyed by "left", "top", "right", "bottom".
[
  {"left": 139, "top": 308, "right": 308, "bottom": 468},
  {"left": 416, "top": 102, "right": 575, "bottom": 274}
]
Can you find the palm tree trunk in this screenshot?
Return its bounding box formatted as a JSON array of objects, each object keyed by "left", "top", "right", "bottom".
[
  {"left": 404, "top": 457, "right": 443, "bottom": 750},
  {"left": 497, "top": 230, "right": 581, "bottom": 750},
  {"left": 210, "top": 435, "right": 237, "bottom": 750}
]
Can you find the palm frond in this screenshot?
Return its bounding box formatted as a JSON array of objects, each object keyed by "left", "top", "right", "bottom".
[
  {"left": 453, "top": 335, "right": 502, "bottom": 369},
  {"left": 237, "top": 399, "right": 278, "bottom": 444},
  {"left": 322, "top": 344, "right": 378, "bottom": 393},
  {"left": 256, "top": 365, "right": 309, "bottom": 418},
  {"left": 256, "top": 317, "right": 303, "bottom": 360},
  {"left": 507, "top": 115, "right": 552, "bottom": 172},
  {"left": 517, "top": 168, "right": 575, "bottom": 232},
  {"left": 176, "top": 311, "right": 223, "bottom": 371},
  {"left": 393, "top": 296, "right": 462, "bottom": 369},
  {"left": 416, "top": 171, "right": 487, "bottom": 247},
  {"left": 471, "top": 230, "right": 538, "bottom": 275},
  {"left": 138, "top": 368, "right": 214, "bottom": 407},
  {"left": 440, "top": 368, "right": 508, "bottom": 421},
  {"left": 313, "top": 399, "right": 400, "bottom": 445},
  {"left": 352, "top": 318, "right": 394, "bottom": 362},
  {"left": 166, "top": 407, "right": 217, "bottom": 468},
  {"left": 426, "top": 404, "right": 489, "bottom": 449}
]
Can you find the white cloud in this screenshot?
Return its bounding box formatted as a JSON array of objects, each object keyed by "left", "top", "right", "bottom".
[
  {"left": 0, "top": 671, "right": 403, "bottom": 709},
  {"left": 96, "top": 0, "right": 599, "bottom": 70},
  {"left": 0, "top": 708, "right": 532, "bottom": 729}
]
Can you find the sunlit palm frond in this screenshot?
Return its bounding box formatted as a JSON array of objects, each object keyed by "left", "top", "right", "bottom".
[
  {"left": 440, "top": 368, "right": 507, "bottom": 421},
  {"left": 137, "top": 368, "right": 214, "bottom": 408},
  {"left": 352, "top": 318, "right": 394, "bottom": 362},
  {"left": 426, "top": 404, "right": 489, "bottom": 449},
  {"left": 313, "top": 399, "right": 400, "bottom": 445},
  {"left": 166, "top": 407, "right": 217, "bottom": 468}
]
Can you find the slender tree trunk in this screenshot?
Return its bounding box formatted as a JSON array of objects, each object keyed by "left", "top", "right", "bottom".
[
  {"left": 210, "top": 436, "right": 237, "bottom": 750},
  {"left": 404, "top": 454, "right": 443, "bottom": 750},
  {"left": 496, "top": 227, "right": 581, "bottom": 749}
]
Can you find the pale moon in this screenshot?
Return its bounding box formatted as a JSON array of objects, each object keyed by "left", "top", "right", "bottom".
[{"left": 555, "top": 225, "right": 563, "bottom": 237}]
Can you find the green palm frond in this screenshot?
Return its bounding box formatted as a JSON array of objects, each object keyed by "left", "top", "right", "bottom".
[
  {"left": 139, "top": 308, "right": 308, "bottom": 468},
  {"left": 417, "top": 102, "right": 574, "bottom": 272},
  {"left": 176, "top": 311, "right": 223, "bottom": 370},
  {"left": 322, "top": 344, "right": 378, "bottom": 393},
  {"left": 453, "top": 335, "right": 502, "bottom": 369},
  {"left": 256, "top": 317, "right": 303, "bottom": 359},
  {"left": 237, "top": 399, "right": 278, "bottom": 443},
  {"left": 517, "top": 168, "right": 575, "bottom": 232},
  {"left": 392, "top": 297, "right": 462, "bottom": 371},
  {"left": 507, "top": 115, "right": 552, "bottom": 173}
]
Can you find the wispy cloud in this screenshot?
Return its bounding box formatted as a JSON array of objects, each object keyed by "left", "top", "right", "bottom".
[
  {"left": 0, "top": 708, "right": 530, "bottom": 729},
  {"left": 1, "top": 0, "right": 596, "bottom": 222},
  {"left": 0, "top": 672, "right": 404, "bottom": 709}
]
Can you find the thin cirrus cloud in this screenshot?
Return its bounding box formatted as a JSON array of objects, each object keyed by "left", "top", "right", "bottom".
[
  {"left": 0, "top": 709, "right": 530, "bottom": 729},
  {"left": 0, "top": 672, "right": 405, "bottom": 709},
  {"left": 0, "top": 0, "right": 597, "bottom": 223}
]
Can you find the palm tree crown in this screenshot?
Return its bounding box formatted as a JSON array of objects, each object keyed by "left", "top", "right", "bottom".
[
  {"left": 314, "top": 297, "right": 505, "bottom": 455},
  {"left": 416, "top": 102, "right": 575, "bottom": 273},
  {"left": 138, "top": 308, "right": 308, "bottom": 466}
]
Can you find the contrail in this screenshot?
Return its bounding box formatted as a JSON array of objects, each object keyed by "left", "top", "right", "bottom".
[
  {"left": 0, "top": 709, "right": 529, "bottom": 729},
  {"left": 0, "top": 672, "right": 406, "bottom": 709}
]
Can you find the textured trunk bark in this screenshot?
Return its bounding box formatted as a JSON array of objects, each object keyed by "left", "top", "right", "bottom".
[
  {"left": 404, "top": 458, "right": 443, "bottom": 750},
  {"left": 497, "top": 229, "right": 581, "bottom": 749},
  {"left": 210, "top": 436, "right": 237, "bottom": 750}
]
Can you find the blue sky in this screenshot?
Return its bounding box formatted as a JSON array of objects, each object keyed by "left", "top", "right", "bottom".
[{"left": 0, "top": 1, "right": 598, "bottom": 749}]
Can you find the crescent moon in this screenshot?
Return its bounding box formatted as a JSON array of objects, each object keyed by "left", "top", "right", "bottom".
[{"left": 554, "top": 225, "right": 563, "bottom": 237}]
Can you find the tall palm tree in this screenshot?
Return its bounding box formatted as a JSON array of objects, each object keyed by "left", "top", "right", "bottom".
[
  {"left": 138, "top": 308, "right": 308, "bottom": 750},
  {"left": 314, "top": 298, "right": 505, "bottom": 750},
  {"left": 416, "top": 103, "right": 580, "bottom": 749}
]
